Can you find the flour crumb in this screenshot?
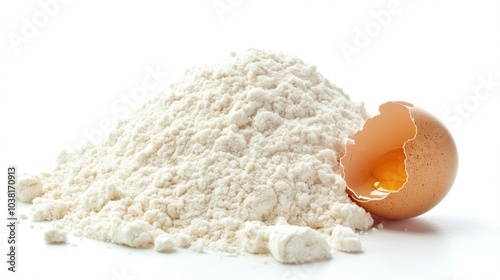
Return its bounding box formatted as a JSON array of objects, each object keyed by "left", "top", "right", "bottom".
[
  {"left": 238, "top": 221, "right": 269, "bottom": 254},
  {"left": 17, "top": 174, "right": 43, "bottom": 203},
  {"left": 23, "top": 49, "right": 373, "bottom": 263},
  {"left": 44, "top": 228, "right": 67, "bottom": 244},
  {"left": 154, "top": 234, "right": 175, "bottom": 252},
  {"left": 113, "top": 221, "right": 152, "bottom": 247},
  {"left": 175, "top": 233, "right": 192, "bottom": 249},
  {"left": 267, "top": 219, "right": 331, "bottom": 264},
  {"left": 331, "top": 225, "right": 362, "bottom": 252}
]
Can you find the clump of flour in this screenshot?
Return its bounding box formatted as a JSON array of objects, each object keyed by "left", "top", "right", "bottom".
[
  {"left": 44, "top": 228, "right": 67, "bottom": 244},
  {"left": 19, "top": 49, "right": 373, "bottom": 263}
]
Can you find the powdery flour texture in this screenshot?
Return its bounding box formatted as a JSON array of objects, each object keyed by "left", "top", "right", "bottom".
[{"left": 19, "top": 49, "right": 374, "bottom": 263}]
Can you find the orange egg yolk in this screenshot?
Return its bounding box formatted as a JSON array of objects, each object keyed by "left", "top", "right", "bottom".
[{"left": 370, "top": 148, "right": 407, "bottom": 192}]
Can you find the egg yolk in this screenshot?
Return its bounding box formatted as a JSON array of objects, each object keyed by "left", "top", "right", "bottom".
[{"left": 370, "top": 148, "right": 407, "bottom": 192}]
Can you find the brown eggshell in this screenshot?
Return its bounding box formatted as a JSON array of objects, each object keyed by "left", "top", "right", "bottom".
[{"left": 340, "top": 101, "right": 458, "bottom": 219}]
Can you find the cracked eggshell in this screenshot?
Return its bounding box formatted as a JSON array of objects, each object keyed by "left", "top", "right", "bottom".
[{"left": 340, "top": 101, "right": 458, "bottom": 219}]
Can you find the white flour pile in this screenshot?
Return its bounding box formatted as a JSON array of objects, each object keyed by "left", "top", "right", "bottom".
[{"left": 18, "top": 49, "right": 373, "bottom": 263}]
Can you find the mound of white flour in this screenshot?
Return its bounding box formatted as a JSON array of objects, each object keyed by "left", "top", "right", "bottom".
[{"left": 19, "top": 49, "right": 373, "bottom": 263}]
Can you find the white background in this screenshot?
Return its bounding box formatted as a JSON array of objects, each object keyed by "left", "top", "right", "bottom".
[{"left": 1, "top": 0, "right": 500, "bottom": 279}]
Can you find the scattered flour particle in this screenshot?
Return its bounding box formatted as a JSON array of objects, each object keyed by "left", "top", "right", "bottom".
[
  {"left": 331, "top": 225, "right": 362, "bottom": 252},
  {"left": 175, "top": 233, "right": 192, "bottom": 248},
  {"left": 237, "top": 221, "right": 269, "bottom": 254},
  {"left": 267, "top": 219, "right": 331, "bottom": 264},
  {"left": 17, "top": 174, "right": 43, "bottom": 203},
  {"left": 44, "top": 228, "right": 67, "bottom": 244},
  {"left": 154, "top": 234, "right": 175, "bottom": 252},
  {"left": 113, "top": 221, "right": 152, "bottom": 247}
]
